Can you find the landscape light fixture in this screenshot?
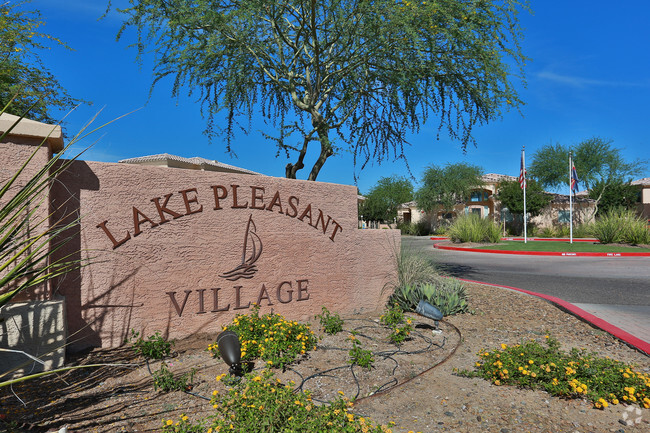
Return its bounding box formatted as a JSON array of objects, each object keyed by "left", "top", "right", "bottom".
[
  {"left": 415, "top": 300, "right": 443, "bottom": 330},
  {"left": 216, "top": 330, "right": 243, "bottom": 376}
]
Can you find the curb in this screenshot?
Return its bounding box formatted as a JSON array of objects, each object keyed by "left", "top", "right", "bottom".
[
  {"left": 430, "top": 236, "right": 599, "bottom": 242},
  {"left": 433, "top": 241, "right": 650, "bottom": 257},
  {"left": 458, "top": 278, "right": 650, "bottom": 356}
]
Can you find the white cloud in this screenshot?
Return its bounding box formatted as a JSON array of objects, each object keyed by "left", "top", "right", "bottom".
[{"left": 537, "top": 71, "right": 649, "bottom": 89}]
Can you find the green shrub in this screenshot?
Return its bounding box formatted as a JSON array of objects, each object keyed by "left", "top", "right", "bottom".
[
  {"left": 387, "top": 277, "right": 469, "bottom": 316},
  {"left": 160, "top": 370, "right": 396, "bottom": 432},
  {"left": 128, "top": 330, "right": 174, "bottom": 360},
  {"left": 448, "top": 214, "right": 501, "bottom": 243},
  {"left": 316, "top": 306, "right": 344, "bottom": 335},
  {"left": 459, "top": 335, "right": 650, "bottom": 410},
  {"left": 396, "top": 220, "right": 429, "bottom": 236},
  {"left": 348, "top": 333, "right": 375, "bottom": 370},
  {"left": 592, "top": 208, "right": 649, "bottom": 244},
  {"left": 379, "top": 303, "right": 413, "bottom": 345},
  {"left": 153, "top": 363, "right": 195, "bottom": 392},
  {"left": 384, "top": 250, "right": 438, "bottom": 296},
  {"left": 208, "top": 304, "right": 317, "bottom": 369}
]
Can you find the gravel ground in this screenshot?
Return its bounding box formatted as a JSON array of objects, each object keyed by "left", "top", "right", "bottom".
[{"left": 1, "top": 282, "right": 648, "bottom": 433}]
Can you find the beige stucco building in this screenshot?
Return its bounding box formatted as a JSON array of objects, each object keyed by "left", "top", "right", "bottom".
[{"left": 397, "top": 173, "right": 597, "bottom": 231}]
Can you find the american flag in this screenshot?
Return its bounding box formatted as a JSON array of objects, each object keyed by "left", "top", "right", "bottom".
[{"left": 519, "top": 149, "right": 526, "bottom": 189}]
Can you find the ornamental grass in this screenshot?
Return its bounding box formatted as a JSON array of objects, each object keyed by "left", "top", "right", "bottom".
[{"left": 459, "top": 335, "right": 650, "bottom": 409}]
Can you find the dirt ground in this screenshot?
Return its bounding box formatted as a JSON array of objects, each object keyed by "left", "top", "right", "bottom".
[{"left": 1, "top": 282, "right": 649, "bottom": 433}]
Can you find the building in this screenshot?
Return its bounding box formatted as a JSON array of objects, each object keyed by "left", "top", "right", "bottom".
[
  {"left": 119, "top": 153, "right": 260, "bottom": 175},
  {"left": 397, "top": 173, "right": 596, "bottom": 231},
  {"left": 631, "top": 177, "right": 650, "bottom": 221}
]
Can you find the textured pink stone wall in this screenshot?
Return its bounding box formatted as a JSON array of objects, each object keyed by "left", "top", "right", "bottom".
[
  {"left": 1, "top": 139, "right": 52, "bottom": 301},
  {"left": 50, "top": 161, "right": 400, "bottom": 349}
]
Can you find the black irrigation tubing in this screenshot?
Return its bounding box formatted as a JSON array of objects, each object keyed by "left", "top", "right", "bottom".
[
  {"left": 158, "top": 318, "right": 462, "bottom": 406},
  {"left": 289, "top": 320, "right": 456, "bottom": 404},
  {"left": 352, "top": 319, "right": 463, "bottom": 407}
]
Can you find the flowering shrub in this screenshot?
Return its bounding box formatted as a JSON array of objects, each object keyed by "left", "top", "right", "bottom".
[
  {"left": 208, "top": 304, "right": 317, "bottom": 369},
  {"left": 459, "top": 335, "right": 650, "bottom": 409},
  {"left": 380, "top": 303, "right": 413, "bottom": 345},
  {"left": 348, "top": 334, "right": 375, "bottom": 370},
  {"left": 162, "top": 369, "right": 397, "bottom": 433}
]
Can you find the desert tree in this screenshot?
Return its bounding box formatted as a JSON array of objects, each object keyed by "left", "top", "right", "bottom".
[
  {"left": 0, "top": 1, "right": 84, "bottom": 123},
  {"left": 528, "top": 137, "right": 646, "bottom": 216},
  {"left": 359, "top": 175, "right": 413, "bottom": 222},
  {"left": 416, "top": 162, "right": 484, "bottom": 213},
  {"left": 116, "top": 0, "right": 529, "bottom": 180}
]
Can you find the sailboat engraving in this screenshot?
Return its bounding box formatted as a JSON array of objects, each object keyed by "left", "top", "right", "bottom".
[{"left": 220, "top": 215, "right": 262, "bottom": 281}]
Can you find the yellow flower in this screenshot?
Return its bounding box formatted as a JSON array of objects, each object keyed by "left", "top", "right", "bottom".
[
  {"left": 166, "top": 420, "right": 173, "bottom": 426},
  {"left": 347, "top": 413, "right": 354, "bottom": 422},
  {"left": 501, "top": 343, "right": 507, "bottom": 350}
]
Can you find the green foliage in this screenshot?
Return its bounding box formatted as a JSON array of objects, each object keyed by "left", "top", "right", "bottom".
[
  {"left": 589, "top": 180, "right": 640, "bottom": 216},
  {"left": 161, "top": 369, "right": 396, "bottom": 432},
  {"left": 316, "top": 306, "right": 344, "bottom": 335},
  {"left": 459, "top": 336, "right": 650, "bottom": 410},
  {"left": 0, "top": 1, "right": 85, "bottom": 123},
  {"left": 117, "top": 0, "right": 528, "bottom": 180},
  {"left": 360, "top": 175, "right": 413, "bottom": 222},
  {"left": 153, "top": 363, "right": 195, "bottom": 392},
  {"left": 383, "top": 249, "right": 438, "bottom": 297},
  {"left": 388, "top": 278, "right": 469, "bottom": 316},
  {"left": 448, "top": 214, "right": 501, "bottom": 243},
  {"left": 592, "top": 208, "right": 650, "bottom": 245},
  {"left": 379, "top": 304, "right": 413, "bottom": 345},
  {"left": 128, "top": 329, "right": 174, "bottom": 360},
  {"left": 347, "top": 333, "right": 375, "bottom": 370},
  {"left": 529, "top": 138, "right": 645, "bottom": 205},
  {"left": 416, "top": 163, "right": 484, "bottom": 212},
  {"left": 396, "top": 220, "right": 431, "bottom": 236},
  {"left": 209, "top": 304, "right": 318, "bottom": 369},
  {"left": 497, "top": 179, "right": 552, "bottom": 218}
]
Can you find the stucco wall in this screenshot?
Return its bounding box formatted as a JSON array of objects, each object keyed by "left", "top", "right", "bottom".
[{"left": 50, "top": 161, "right": 400, "bottom": 350}]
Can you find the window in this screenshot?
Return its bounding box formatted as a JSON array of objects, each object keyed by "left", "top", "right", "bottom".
[
  {"left": 470, "top": 190, "right": 490, "bottom": 202},
  {"left": 558, "top": 210, "right": 570, "bottom": 224}
]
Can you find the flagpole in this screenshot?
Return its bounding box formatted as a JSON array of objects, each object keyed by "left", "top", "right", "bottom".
[
  {"left": 523, "top": 146, "right": 527, "bottom": 243},
  {"left": 569, "top": 152, "right": 573, "bottom": 244}
]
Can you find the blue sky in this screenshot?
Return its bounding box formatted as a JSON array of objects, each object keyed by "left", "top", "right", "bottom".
[{"left": 21, "top": 0, "right": 650, "bottom": 194}]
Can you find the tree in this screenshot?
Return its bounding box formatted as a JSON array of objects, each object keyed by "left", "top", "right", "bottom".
[
  {"left": 359, "top": 175, "right": 413, "bottom": 222},
  {"left": 0, "top": 1, "right": 84, "bottom": 123},
  {"left": 588, "top": 180, "right": 639, "bottom": 217},
  {"left": 496, "top": 178, "right": 551, "bottom": 217},
  {"left": 117, "top": 0, "right": 528, "bottom": 180},
  {"left": 528, "top": 137, "right": 646, "bottom": 216},
  {"left": 416, "top": 163, "right": 483, "bottom": 212}
]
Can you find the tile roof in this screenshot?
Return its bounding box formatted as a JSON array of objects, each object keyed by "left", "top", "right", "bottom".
[
  {"left": 118, "top": 153, "right": 260, "bottom": 175},
  {"left": 482, "top": 173, "right": 517, "bottom": 183},
  {"left": 631, "top": 177, "right": 650, "bottom": 186}
]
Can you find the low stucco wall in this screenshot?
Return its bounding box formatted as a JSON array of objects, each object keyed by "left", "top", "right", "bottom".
[{"left": 51, "top": 161, "right": 399, "bottom": 350}]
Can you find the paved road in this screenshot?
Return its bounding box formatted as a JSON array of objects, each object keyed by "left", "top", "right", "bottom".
[{"left": 402, "top": 236, "right": 650, "bottom": 345}]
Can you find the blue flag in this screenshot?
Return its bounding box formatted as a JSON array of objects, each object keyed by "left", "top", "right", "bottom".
[{"left": 571, "top": 165, "right": 579, "bottom": 194}]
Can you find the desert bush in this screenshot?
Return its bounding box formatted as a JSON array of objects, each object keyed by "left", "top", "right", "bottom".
[
  {"left": 459, "top": 335, "right": 650, "bottom": 410},
  {"left": 128, "top": 329, "right": 174, "bottom": 360},
  {"left": 208, "top": 304, "right": 317, "bottom": 369},
  {"left": 383, "top": 249, "right": 438, "bottom": 297},
  {"left": 152, "top": 363, "right": 195, "bottom": 392},
  {"left": 591, "top": 208, "right": 649, "bottom": 244},
  {"left": 161, "top": 369, "right": 397, "bottom": 433},
  {"left": 448, "top": 214, "right": 501, "bottom": 243},
  {"left": 316, "top": 306, "right": 344, "bottom": 335}
]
